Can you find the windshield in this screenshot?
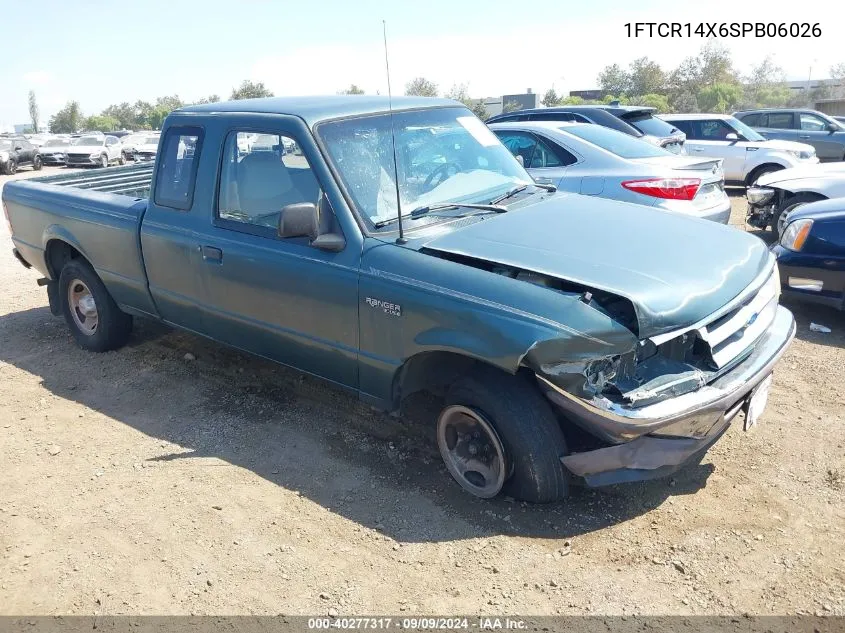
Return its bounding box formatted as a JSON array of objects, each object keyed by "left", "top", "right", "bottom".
[
  {"left": 317, "top": 107, "right": 530, "bottom": 231},
  {"left": 73, "top": 136, "right": 103, "bottom": 146},
  {"left": 623, "top": 112, "right": 682, "bottom": 138},
  {"left": 726, "top": 117, "right": 766, "bottom": 141},
  {"left": 562, "top": 124, "right": 670, "bottom": 158},
  {"left": 43, "top": 139, "right": 70, "bottom": 147},
  {"left": 143, "top": 137, "right": 159, "bottom": 145}
]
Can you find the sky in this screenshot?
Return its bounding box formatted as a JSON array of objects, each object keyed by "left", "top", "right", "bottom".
[{"left": 1, "top": 0, "right": 843, "bottom": 127}]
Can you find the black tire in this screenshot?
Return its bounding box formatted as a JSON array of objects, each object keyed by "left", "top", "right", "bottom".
[
  {"left": 444, "top": 365, "right": 570, "bottom": 503},
  {"left": 100, "top": 154, "right": 108, "bottom": 168},
  {"left": 746, "top": 164, "right": 784, "bottom": 187},
  {"left": 773, "top": 192, "right": 826, "bottom": 238},
  {"left": 6, "top": 159, "right": 17, "bottom": 175},
  {"left": 33, "top": 155, "right": 43, "bottom": 171},
  {"left": 58, "top": 258, "right": 132, "bottom": 352},
  {"left": 118, "top": 154, "right": 125, "bottom": 166}
]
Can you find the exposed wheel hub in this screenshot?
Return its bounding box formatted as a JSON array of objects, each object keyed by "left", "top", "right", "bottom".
[
  {"left": 437, "top": 405, "right": 507, "bottom": 498},
  {"left": 68, "top": 279, "right": 99, "bottom": 336}
]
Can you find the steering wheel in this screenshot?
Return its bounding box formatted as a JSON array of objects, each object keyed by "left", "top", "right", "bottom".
[{"left": 423, "top": 162, "right": 460, "bottom": 191}]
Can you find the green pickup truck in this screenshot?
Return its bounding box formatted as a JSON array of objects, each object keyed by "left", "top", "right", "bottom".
[{"left": 3, "top": 96, "right": 795, "bottom": 502}]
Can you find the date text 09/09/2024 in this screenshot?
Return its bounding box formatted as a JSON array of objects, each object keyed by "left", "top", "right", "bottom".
[
  {"left": 624, "top": 22, "right": 821, "bottom": 38},
  {"left": 308, "top": 617, "right": 527, "bottom": 630}
]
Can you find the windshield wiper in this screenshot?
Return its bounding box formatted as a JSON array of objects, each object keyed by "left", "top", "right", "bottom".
[
  {"left": 491, "top": 182, "right": 557, "bottom": 205},
  {"left": 373, "top": 202, "right": 507, "bottom": 229}
]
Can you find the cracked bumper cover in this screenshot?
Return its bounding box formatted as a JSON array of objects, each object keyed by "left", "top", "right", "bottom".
[{"left": 539, "top": 305, "right": 796, "bottom": 486}]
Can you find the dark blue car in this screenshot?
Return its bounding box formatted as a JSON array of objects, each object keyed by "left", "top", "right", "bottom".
[{"left": 773, "top": 198, "right": 845, "bottom": 309}]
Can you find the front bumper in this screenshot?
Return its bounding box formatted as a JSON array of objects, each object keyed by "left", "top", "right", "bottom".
[
  {"left": 540, "top": 305, "right": 796, "bottom": 485},
  {"left": 41, "top": 155, "right": 65, "bottom": 164},
  {"left": 65, "top": 156, "right": 99, "bottom": 166},
  {"left": 772, "top": 243, "right": 845, "bottom": 310}
]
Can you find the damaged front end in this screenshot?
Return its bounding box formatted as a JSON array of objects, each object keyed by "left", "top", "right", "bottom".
[
  {"left": 523, "top": 265, "right": 795, "bottom": 486},
  {"left": 746, "top": 186, "right": 780, "bottom": 229}
]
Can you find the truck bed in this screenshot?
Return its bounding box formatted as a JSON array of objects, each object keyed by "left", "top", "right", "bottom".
[
  {"left": 3, "top": 163, "right": 158, "bottom": 318},
  {"left": 32, "top": 162, "right": 154, "bottom": 199}
]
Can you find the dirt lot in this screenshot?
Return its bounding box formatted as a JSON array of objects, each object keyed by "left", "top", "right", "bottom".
[{"left": 1, "top": 168, "right": 843, "bottom": 616}]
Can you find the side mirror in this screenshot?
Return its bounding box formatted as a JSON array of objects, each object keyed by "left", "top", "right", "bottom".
[
  {"left": 278, "top": 202, "right": 318, "bottom": 239},
  {"left": 14, "top": 146, "right": 23, "bottom": 151},
  {"left": 828, "top": 123, "right": 839, "bottom": 132},
  {"left": 725, "top": 133, "right": 739, "bottom": 142}
]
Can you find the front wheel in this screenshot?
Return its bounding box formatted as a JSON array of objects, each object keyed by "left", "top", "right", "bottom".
[
  {"left": 439, "top": 366, "right": 570, "bottom": 502},
  {"left": 5, "top": 159, "right": 17, "bottom": 175},
  {"left": 118, "top": 154, "right": 125, "bottom": 166},
  {"left": 59, "top": 259, "right": 132, "bottom": 352},
  {"left": 33, "top": 156, "right": 43, "bottom": 171},
  {"left": 774, "top": 192, "right": 826, "bottom": 238},
  {"left": 100, "top": 154, "right": 109, "bottom": 169}
]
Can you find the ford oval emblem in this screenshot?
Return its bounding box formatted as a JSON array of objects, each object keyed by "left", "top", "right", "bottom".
[{"left": 745, "top": 312, "right": 759, "bottom": 328}]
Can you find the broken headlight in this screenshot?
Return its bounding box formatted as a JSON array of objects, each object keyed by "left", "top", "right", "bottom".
[{"left": 746, "top": 187, "right": 775, "bottom": 206}]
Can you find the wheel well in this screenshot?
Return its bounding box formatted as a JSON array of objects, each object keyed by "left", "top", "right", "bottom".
[
  {"left": 45, "top": 240, "right": 84, "bottom": 280},
  {"left": 393, "top": 351, "right": 508, "bottom": 409},
  {"left": 746, "top": 163, "right": 785, "bottom": 186}
]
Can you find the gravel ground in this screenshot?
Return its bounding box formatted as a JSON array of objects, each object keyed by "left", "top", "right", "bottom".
[{"left": 1, "top": 169, "right": 843, "bottom": 616}]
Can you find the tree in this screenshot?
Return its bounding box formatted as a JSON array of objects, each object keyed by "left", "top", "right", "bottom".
[
  {"left": 339, "top": 84, "right": 365, "bottom": 95},
  {"left": 28, "top": 90, "right": 40, "bottom": 134},
  {"left": 628, "top": 57, "right": 665, "bottom": 96},
  {"left": 629, "top": 93, "right": 670, "bottom": 113},
  {"left": 601, "top": 94, "right": 629, "bottom": 105},
  {"left": 156, "top": 95, "right": 183, "bottom": 111},
  {"left": 742, "top": 56, "right": 789, "bottom": 109},
  {"left": 697, "top": 83, "right": 743, "bottom": 113},
  {"left": 102, "top": 102, "right": 137, "bottom": 130},
  {"left": 541, "top": 88, "right": 560, "bottom": 107},
  {"left": 83, "top": 115, "right": 120, "bottom": 132},
  {"left": 559, "top": 96, "right": 585, "bottom": 106},
  {"left": 445, "top": 83, "right": 489, "bottom": 119},
  {"left": 597, "top": 63, "right": 630, "bottom": 96},
  {"left": 830, "top": 63, "right": 845, "bottom": 98},
  {"left": 230, "top": 80, "right": 274, "bottom": 100},
  {"left": 668, "top": 41, "right": 740, "bottom": 112},
  {"left": 194, "top": 95, "right": 221, "bottom": 104},
  {"left": 404, "top": 77, "right": 438, "bottom": 97},
  {"left": 502, "top": 100, "right": 523, "bottom": 113},
  {"left": 49, "top": 101, "right": 83, "bottom": 134}
]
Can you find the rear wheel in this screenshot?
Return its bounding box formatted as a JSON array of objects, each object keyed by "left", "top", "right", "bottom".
[
  {"left": 33, "top": 156, "right": 43, "bottom": 171},
  {"left": 439, "top": 366, "right": 570, "bottom": 503},
  {"left": 59, "top": 259, "right": 132, "bottom": 352}
]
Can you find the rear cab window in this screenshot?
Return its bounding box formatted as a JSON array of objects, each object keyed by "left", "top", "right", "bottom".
[
  {"left": 736, "top": 113, "right": 761, "bottom": 126},
  {"left": 154, "top": 126, "right": 203, "bottom": 210}
]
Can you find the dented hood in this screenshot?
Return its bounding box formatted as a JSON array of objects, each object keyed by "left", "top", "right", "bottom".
[{"left": 421, "top": 193, "right": 772, "bottom": 338}]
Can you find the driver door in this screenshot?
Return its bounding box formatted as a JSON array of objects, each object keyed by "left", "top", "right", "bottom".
[
  {"left": 685, "top": 120, "right": 746, "bottom": 182},
  {"left": 193, "top": 120, "right": 360, "bottom": 388},
  {"left": 797, "top": 112, "right": 840, "bottom": 160}
]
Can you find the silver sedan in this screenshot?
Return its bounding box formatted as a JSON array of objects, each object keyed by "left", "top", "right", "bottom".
[{"left": 489, "top": 121, "right": 731, "bottom": 224}]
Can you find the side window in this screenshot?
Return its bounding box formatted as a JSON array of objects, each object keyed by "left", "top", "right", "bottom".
[
  {"left": 696, "top": 120, "right": 736, "bottom": 140},
  {"left": 153, "top": 126, "right": 203, "bottom": 210},
  {"left": 799, "top": 113, "right": 828, "bottom": 131},
  {"left": 494, "top": 131, "right": 538, "bottom": 167},
  {"left": 529, "top": 112, "right": 576, "bottom": 122},
  {"left": 531, "top": 137, "right": 575, "bottom": 168},
  {"left": 669, "top": 120, "right": 693, "bottom": 137},
  {"left": 217, "top": 131, "right": 320, "bottom": 234},
  {"left": 763, "top": 112, "right": 794, "bottom": 129},
  {"left": 738, "top": 113, "right": 761, "bottom": 126}
]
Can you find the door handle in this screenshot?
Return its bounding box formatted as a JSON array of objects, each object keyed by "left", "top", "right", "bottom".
[
  {"left": 798, "top": 135, "right": 811, "bottom": 139},
  {"left": 692, "top": 147, "right": 704, "bottom": 152},
  {"left": 200, "top": 245, "right": 223, "bottom": 263}
]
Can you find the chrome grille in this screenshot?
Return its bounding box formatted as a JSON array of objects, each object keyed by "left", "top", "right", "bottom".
[{"left": 696, "top": 271, "right": 780, "bottom": 369}]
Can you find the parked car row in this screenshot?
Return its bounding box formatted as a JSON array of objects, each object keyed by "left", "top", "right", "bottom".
[{"left": 0, "top": 135, "right": 43, "bottom": 174}]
